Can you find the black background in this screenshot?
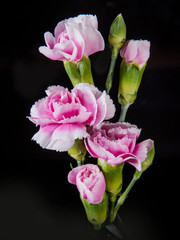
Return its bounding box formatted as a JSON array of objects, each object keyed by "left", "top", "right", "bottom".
[{"left": 1, "top": 0, "right": 179, "bottom": 239}]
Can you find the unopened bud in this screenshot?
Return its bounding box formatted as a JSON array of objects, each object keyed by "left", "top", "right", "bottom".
[
  {"left": 118, "top": 39, "right": 150, "bottom": 106},
  {"left": 68, "top": 139, "right": 87, "bottom": 162},
  {"left": 108, "top": 14, "right": 126, "bottom": 49}
]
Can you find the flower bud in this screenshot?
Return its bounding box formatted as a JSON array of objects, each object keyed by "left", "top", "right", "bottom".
[
  {"left": 80, "top": 192, "right": 108, "bottom": 229},
  {"left": 108, "top": 14, "right": 126, "bottom": 49},
  {"left": 68, "top": 139, "right": 87, "bottom": 162},
  {"left": 118, "top": 59, "right": 146, "bottom": 106},
  {"left": 98, "top": 158, "right": 124, "bottom": 196},
  {"left": 64, "top": 56, "right": 94, "bottom": 86},
  {"left": 120, "top": 40, "right": 150, "bottom": 69},
  {"left": 118, "top": 40, "right": 150, "bottom": 106},
  {"left": 134, "top": 142, "right": 155, "bottom": 179}
]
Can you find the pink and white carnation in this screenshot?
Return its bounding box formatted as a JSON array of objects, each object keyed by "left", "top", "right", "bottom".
[
  {"left": 28, "top": 83, "right": 115, "bottom": 152},
  {"left": 39, "top": 14, "right": 105, "bottom": 62},
  {"left": 68, "top": 164, "right": 106, "bottom": 204},
  {"left": 85, "top": 122, "right": 153, "bottom": 171},
  {"left": 120, "top": 40, "right": 150, "bottom": 68}
]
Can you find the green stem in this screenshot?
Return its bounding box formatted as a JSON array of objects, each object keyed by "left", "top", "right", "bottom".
[
  {"left": 109, "top": 194, "right": 117, "bottom": 222},
  {"left": 111, "top": 176, "right": 138, "bottom": 222},
  {"left": 119, "top": 104, "right": 129, "bottom": 122},
  {"left": 77, "top": 161, "right": 82, "bottom": 166},
  {"left": 105, "top": 47, "right": 119, "bottom": 94}
]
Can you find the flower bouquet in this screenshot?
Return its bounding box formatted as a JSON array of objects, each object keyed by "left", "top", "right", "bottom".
[{"left": 28, "top": 13, "right": 155, "bottom": 230}]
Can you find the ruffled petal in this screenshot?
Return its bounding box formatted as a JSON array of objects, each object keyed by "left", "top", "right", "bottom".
[
  {"left": 77, "top": 170, "right": 105, "bottom": 204},
  {"left": 30, "top": 97, "right": 54, "bottom": 124},
  {"left": 51, "top": 123, "right": 89, "bottom": 141},
  {"left": 32, "top": 124, "right": 59, "bottom": 149},
  {"left": 45, "top": 85, "right": 66, "bottom": 96},
  {"left": 44, "top": 31, "right": 55, "bottom": 49},
  {"left": 107, "top": 153, "right": 142, "bottom": 171},
  {"left": 90, "top": 171, "right": 106, "bottom": 203},
  {"left": 120, "top": 40, "right": 138, "bottom": 63},
  {"left": 73, "top": 83, "right": 101, "bottom": 97},
  {"left": 93, "top": 92, "right": 107, "bottom": 126},
  {"left": 65, "top": 22, "right": 85, "bottom": 61},
  {"left": 68, "top": 165, "right": 84, "bottom": 185},
  {"left": 54, "top": 40, "right": 78, "bottom": 61},
  {"left": 104, "top": 92, "right": 116, "bottom": 120},
  {"left": 82, "top": 25, "right": 105, "bottom": 57},
  {"left": 98, "top": 137, "right": 129, "bottom": 157},
  {"left": 133, "top": 139, "right": 153, "bottom": 163},
  {"left": 54, "top": 20, "right": 66, "bottom": 41},
  {"left": 136, "top": 40, "right": 150, "bottom": 68},
  {"left": 53, "top": 103, "right": 91, "bottom": 123},
  {"left": 85, "top": 137, "right": 114, "bottom": 160},
  {"left": 69, "top": 164, "right": 105, "bottom": 204},
  {"left": 32, "top": 123, "right": 89, "bottom": 152},
  {"left": 33, "top": 124, "right": 74, "bottom": 151},
  {"left": 28, "top": 116, "right": 56, "bottom": 126},
  {"left": 72, "top": 14, "right": 98, "bottom": 29},
  {"left": 72, "top": 85, "right": 97, "bottom": 125},
  {"left": 39, "top": 46, "right": 64, "bottom": 61},
  {"left": 104, "top": 122, "right": 141, "bottom": 142},
  {"left": 47, "top": 138, "right": 74, "bottom": 152}
]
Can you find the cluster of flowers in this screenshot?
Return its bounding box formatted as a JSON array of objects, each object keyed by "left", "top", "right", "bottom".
[{"left": 28, "top": 14, "right": 155, "bottom": 229}]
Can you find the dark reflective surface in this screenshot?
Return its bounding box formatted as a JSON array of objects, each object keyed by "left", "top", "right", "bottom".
[{"left": 1, "top": 0, "right": 179, "bottom": 239}]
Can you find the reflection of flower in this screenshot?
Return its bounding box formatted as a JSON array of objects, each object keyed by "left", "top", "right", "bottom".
[
  {"left": 120, "top": 40, "right": 150, "bottom": 68},
  {"left": 85, "top": 122, "right": 153, "bottom": 171},
  {"left": 68, "top": 164, "right": 106, "bottom": 204},
  {"left": 39, "top": 14, "right": 105, "bottom": 62},
  {"left": 28, "top": 83, "right": 115, "bottom": 152}
]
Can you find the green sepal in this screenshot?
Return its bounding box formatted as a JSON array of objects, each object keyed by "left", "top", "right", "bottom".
[
  {"left": 63, "top": 56, "right": 94, "bottom": 86},
  {"left": 77, "top": 56, "right": 94, "bottom": 85},
  {"left": 118, "top": 59, "right": 146, "bottom": 106},
  {"left": 80, "top": 192, "right": 108, "bottom": 230},
  {"left": 63, "top": 60, "right": 81, "bottom": 86},
  {"left": 98, "top": 158, "right": 124, "bottom": 196}
]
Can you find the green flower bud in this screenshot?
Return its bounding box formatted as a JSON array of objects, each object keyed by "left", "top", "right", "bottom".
[
  {"left": 118, "top": 59, "right": 146, "bottom": 106},
  {"left": 134, "top": 142, "right": 155, "bottom": 179},
  {"left": 80, "top": 192, "right": 108, "bottom": 230},
  {"left": 98, "top": 158, "right": 124, "bottom": 196},
  {"left": 108, "top": 14, "right": 126, "bottom": 49},
  {"left": 63, "top": 56, "right": 94, "bottom": 86},
  {"left": 68, "top": 139, "right": 87, "bottom": 162}
]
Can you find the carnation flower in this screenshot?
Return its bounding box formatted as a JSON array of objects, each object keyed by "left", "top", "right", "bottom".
[
  {"left": 85, "top": 122, "right": 153, "bottom": 171},
  {"left": 28, "top": 83, "right": 115, "bottom": 152},
  {"left": 39, "top": 14, "right": 105, "bottom": 62}
]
